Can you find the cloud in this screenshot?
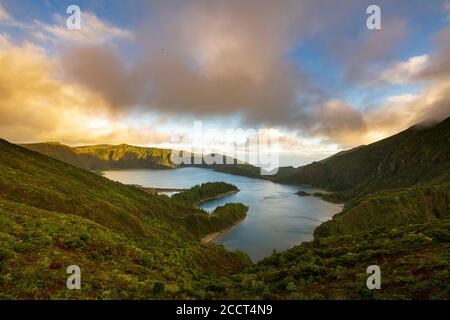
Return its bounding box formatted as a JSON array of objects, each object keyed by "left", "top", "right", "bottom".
[
  {"left": 416, "top": 25, "right": 450, "bottom": 82},
  {"left": 59, "top": 1, "right": 421, "bottom": 137},
  {"left": 337, "top": 18, "right": 408, "bottom": 83},
  {"left": 0, "top": 2, "right": 12, "bottom": 22},
  {"left": 306, "top": 13, "right": 450, "bottom": 145},
  {"left": 379, "top": 55, "right": 429, "bottom": 84},
  {"left": 36, "top": 12, "right": 134, "bottom": 45},
  {"left": 307, "top": 100, "right": 367, "bottom": 145},
  {"left": 0, "top": 35, "right": 101, "bottom": 140},
  {"left": 61, "top": 1, "right": 308, "bottom": 122},
  {"left": 61, "top": 46, "right": 136, "bottom": 110},
  {"left": 0, "top": 35, "right": 170, "bottom": 146},
  {"left": 445, "top": 1, "right": 450, "bottom": 19},
  {"left": 304, "top": 24, "right": 450, "bottom": 146},
  {"left": 55, "top": 1, "right": 448, "bottom": 148},
  {"left": 0, "top": 7, "right": 133, "bottom": 45},
  {"left": 1, "top": 0, "right": 449, "bottom": 152}
]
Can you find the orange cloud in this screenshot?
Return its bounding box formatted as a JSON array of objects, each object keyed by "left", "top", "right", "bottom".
[{"left": 0, "top": 35, "right": 167, "bottom": 146}]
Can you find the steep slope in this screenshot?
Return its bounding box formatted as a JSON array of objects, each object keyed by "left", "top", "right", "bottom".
[
  {"left": 277, "top": 117, "right": 450, "bottom": 237},
  {"left": 21, "top": 142, "right": 264, "bottom": 178},
  {"left": 216, "top": 219, "right": 450, "bottom": 299},
  {"left": 0, "top": 139, "right": 251, "bottom": 298},
  {"left": 21, "top": 142, "right": 176, "bottom": 170},
  {"left": 1, "top": 139, "right": 449, "bottom": 300},
  {"left": 315, "top": 182, "right": 450, "bottom": 237},
  {"left": 277, "top": 117, "right": 450, "bottom": 199}
]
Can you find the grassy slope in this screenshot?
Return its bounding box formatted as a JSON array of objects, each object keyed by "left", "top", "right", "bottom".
[
  {"left": 277, "top": 117, "right": 450, "bottom": 198},
  {"left": 21, "top": 143, "right": 263, "bottom": 179},
  {"left": 279, "top": 117, "right": 450, "bottom": 237},
  {"left": 4, "top": 116, "right": 450, "bottom": 300},
  {"left": 315, "top": 182, "right": 450, "bottom": 237},
  {"left": 0, "top": 140, "right": 251, "bottom": 299},
  {"left": 215, "top": 219, "right": 450, "bottom": 299},
  {"left": 1, "top": 139, "right": 449, "bottom": 299},
  {"left": 204, "top": 117, "right": 448, "bottom": 299},
  {"left": 21, "top": 142, "right": 176, "bottom": 170},
  {"left": 170, "top": 182, "right": 248, "bottom": 238}
]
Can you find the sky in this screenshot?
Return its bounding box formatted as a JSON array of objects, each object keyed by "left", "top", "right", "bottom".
[{"left": 1, "top": 0, "right": 450, "bottom": 167}]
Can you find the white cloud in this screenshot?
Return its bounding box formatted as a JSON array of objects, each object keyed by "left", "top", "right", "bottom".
[
  {"left": 0, "top": 2, "right": 13, "bottom": 23},
  {"left": 379, "top": 55, "right": 429, "bottom": 84},
  {"left": 0, "top": 6, "right": 133, "bottom": 45},
  {"left": 0, "top": 32, "right": 12, "bottom": 48},
  {"left": 36, "top": 12, "right": 134, "bottom": 45}
]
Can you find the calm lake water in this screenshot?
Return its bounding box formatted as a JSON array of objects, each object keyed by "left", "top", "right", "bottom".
[{"left": 103, "top": 167, "right": 343, "bottom": 261}]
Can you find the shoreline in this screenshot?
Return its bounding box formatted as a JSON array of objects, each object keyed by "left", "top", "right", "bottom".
[
  {"left": 195, "top": 189, "right": 240, "bottom": 207},
  {"left": 199, "top": 189, "right": 244, "bottom": 243},
  {"left": 131, "top": 185, "right": 187, "bottom": 194},
  {"left": 201, "top": 217, "right": 244, "bottom": 244}
]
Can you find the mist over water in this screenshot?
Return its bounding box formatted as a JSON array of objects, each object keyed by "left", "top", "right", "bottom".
[{"left": 103, "top": 167, "right": 343, "bottom": 261}]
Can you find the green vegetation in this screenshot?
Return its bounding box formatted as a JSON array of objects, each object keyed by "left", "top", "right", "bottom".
[
  {"left": 172, "top": 182, "right": 238, "bottom": 207},
  {"left": 2, "top": 117, "right": 449, "bottom": 300},
  {"left": 21, "top": 142, "right": 176, "bottom": 170},
  {"left": 295, "top": 191, "right": 311, "bottom": 197},
  {"left": 315, "top": 183, "right": 450, "bottom": 237},
  {"left": 277, "top": 117, "right": 450, "bottom": 199},
  {"left": 0, "top": 139, "right": 250, "bottom": 299},
  {"left": 184, "top": 203, "right": 248, "bottom": 239},
  {"left": 282, "top": 117, "right": 450, "bottom": 238},
  {"left": 21, "top": 143, "right": 262, "bottom": 178},
  {"left": 213, "top": 219, "right": 450, "bottom": 299},
  {"left": 170, "top": 182, "right": 247, "bottom": 238}
]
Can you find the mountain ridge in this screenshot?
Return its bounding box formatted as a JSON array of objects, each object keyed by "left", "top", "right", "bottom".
[{"left": 1, "top": 129, "right": 449, "bottom": 299}]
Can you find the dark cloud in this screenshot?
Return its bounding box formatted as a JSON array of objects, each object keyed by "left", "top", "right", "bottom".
[
  {"left": 60, "top": 0, "right": 359, "bottom": 126},
  {"left": 58, "top": 0, "right": 449, "bottom": 146},
  {"left": 340, "top": 19, "right": 407, "bottom": 83},
  {"left": 417, "top": 25, "right": 450, "bottom": 81},
  {"left": 62, "top": 47, "right": 137, "bottom": 109}
]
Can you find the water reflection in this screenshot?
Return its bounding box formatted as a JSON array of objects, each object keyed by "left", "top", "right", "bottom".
[{"left": 103, "top": 167, "right": 343, "bottom": 261}]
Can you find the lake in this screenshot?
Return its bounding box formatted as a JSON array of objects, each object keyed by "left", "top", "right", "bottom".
[{"left": 103, "top": 167, "right": 343, "bottom": 261}]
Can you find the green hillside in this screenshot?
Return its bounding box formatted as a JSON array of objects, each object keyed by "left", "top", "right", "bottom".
[
  {"left": 21, "top": 142, "right": 176, "bottom": 170},
  {"left": 21, "top": 143, "right": 263, "bottom": 178},
  {"left": 277, "top": 117, "right": 450, "bottom": 198},
  {"left": 0, "top": 139, "right": 250, "bottom": 299},
  {"left": 1, "top": 138, "right": 449, "bottom": 299},
  {"left": 215, "top": 219, "right": 450, "bottom": 299},
  {"left": 279, "top": 117, "right": 450, "bottom": 237},
  {"left": 315, "top": 182, "right": 449, "bottom": 237}
]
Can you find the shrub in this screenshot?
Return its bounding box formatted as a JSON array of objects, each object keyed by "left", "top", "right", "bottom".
[
  {"left": 286, "top": 282, "right": 297, "bottom": 292},
  {"left": 153, "top": 281, "right": 166, "bottom": 295}
]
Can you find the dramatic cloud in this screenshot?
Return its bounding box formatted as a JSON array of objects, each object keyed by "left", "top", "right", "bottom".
[
  {"left": 417, "top": 25, "right": 450, "bottom": 82},
  {"left": 62, "top": 46, "right": 137, "bottom": 110},
  {"left": 308, "top": 100, "right": 367, "bottom": 145},
  {"left": 0, "top": 35, "right": 167, "bottom": 146},
  {"left": 336, "top": 19, "right": 408, "bottom": 83},
  {"left": 60, "top": 0, "right": 362, "bottom": 126},
  {"left": 1, "top": 0, "right": 450, "bottom": 156},
  {"left": 60, "top": 0, "right": 444, "bottom": 147}
]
